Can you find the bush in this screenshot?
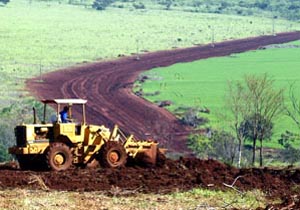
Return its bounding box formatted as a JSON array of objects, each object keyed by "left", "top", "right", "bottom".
[
  {"left": 188, "top": 130, "right": 239, "bottom": 165},
  {"left": 133, "top": 2, "right": 145, "bottom": 9},
  {"left": 0, "top": 144, "right": 9, "bottom": 162},
  {"left": 278, "top": 131, "right": 300, "bottom": 166},
  {"left": 279, "top": 144, "right": 300, "bottom": 166},
  {"left": 92, "top": 0, "right": 114, "bottom": 10},
  {"left": 0, "top": 99, "right": 46, "bottom": 161},
  {"left": 180, "top": 108, "right": 208, "bottom": 127}
]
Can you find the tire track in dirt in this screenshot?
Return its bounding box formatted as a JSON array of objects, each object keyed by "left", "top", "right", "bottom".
[{"left": 27, "top": 31, "right": 300, "bottom": 154}]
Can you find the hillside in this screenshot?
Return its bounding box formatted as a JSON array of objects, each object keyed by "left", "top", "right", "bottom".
[
  {"left": 1, "top": 0, "right": 299, "bottom": 161},
  {"left": 27, "top": 32, "right": 300, "bottom": 153}
]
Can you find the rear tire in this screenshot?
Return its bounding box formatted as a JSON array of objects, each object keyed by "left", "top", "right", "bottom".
[
  {"left": 47, "top": 142, "right": 72, "bottom": 171},
  {"left": 16, "top": 155, "right": 32, "bottom": 170},
  {"left": 16, "top": 154, "right": 48, "bottom": 171},
  {"left": 98, "top": 141, "right": 127, "bottom": 168}
]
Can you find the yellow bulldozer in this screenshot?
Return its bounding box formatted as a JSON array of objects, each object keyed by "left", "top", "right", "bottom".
[{"left": 9, "top": 99, "right": 164, "bottom": 171}]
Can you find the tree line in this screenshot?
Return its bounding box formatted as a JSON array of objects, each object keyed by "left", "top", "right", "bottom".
[
  {"left": 92, "top": 0, "right": 300, "bottom": 21},
  {"left": 90, "top": 0, "right": 300, "bottom": 21},
  {"left": 4, "top": 0, "right": 299, "bottom": 21},
  {"left": 0, "top": 0, "right": 9, "bottom": 5}
]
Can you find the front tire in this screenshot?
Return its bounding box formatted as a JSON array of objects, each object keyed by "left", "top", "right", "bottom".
[
  {"left": 47, "top": 142, "right": 72, "bottom": 171},
  {"left": 98, "top": 141, "right": 127, "bottom": 168}
]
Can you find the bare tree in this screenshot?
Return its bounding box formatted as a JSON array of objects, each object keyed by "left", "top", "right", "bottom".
[
  {"left": 226, "top": 81, "right": 250, "bottom": 168},
  {"left": 285, "top": 83, "right": 300, "bottom": 130},
  {"left": 245, "top": 74, "right": 284, "bottom": 166},
  {"left": 279, "top": 83, "right": 300, "bottom": 165},
  {"left": 227, "top": 74, "right": 284, "bottom": 166}
]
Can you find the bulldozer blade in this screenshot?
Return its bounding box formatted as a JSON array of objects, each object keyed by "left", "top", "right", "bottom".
[
  {"left": 158, "top": 148, "right": 167, "bottom": 154},
  {"left": 135, "top": 143, "right": 158, "bottom": 166}
]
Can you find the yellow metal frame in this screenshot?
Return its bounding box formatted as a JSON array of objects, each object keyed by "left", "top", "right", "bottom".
[{"left": 9, "top": 142, "right": 49, "bottom": 155}]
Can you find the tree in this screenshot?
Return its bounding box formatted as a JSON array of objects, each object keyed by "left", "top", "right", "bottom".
[
  {"left": 164, "top": 0, "right": 172, "bottom": 10},
  {"left": 239, "top": 113, "right": 273, "bottom": 166},
  {"left": 227, "top": 74, "right": 284, "bottom": 166},
  {"left": 0, "top": 99, "right": 46, "bottom": 161},
  {"left": 254, "top": 0, "right": 270, "bottom": 10},
  {"left": 0, "top": 0, "right": 10, "bottom": 5},
  {"left": 227, "top": 81, "right": 250, "bottom": 168},
  {"left": 92, "top": 0, "right": 113, "bottom": 10},
  {"left": 245, "top": 74, "right": 284, "bottom": 166},
  {"left": 133, "top": 2, "right": 146, "bottom": 10},
  {"left": 285, "top": 84, "right": 300, "bottom": 130},
  {"left": 158, "top": 0, "right": 173, "bottom": 10},
  {"left": 0, "top": 144, "right": 9, "bottom": 162},
  {"left": 278, "top": 84, "right": 300, "bottom": 165}
]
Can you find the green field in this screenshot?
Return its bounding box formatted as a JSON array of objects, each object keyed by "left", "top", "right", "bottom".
[
  {"left": 0, "top": 0, "right": 299, "bottom": 107},
  {"left": 139, "top": 42, "right": 300, "bottom": 148}
]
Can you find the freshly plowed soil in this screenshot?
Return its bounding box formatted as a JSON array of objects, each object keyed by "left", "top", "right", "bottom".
[
  {"left": 7, "top": 31, "right": 299, "bottom": 208},
  {"left": 0, "top": 158, "right": 300, "bottom": 208}
]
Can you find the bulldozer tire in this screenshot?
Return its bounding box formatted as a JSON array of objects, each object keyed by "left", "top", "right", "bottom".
[
  {"left": 16, "top": 154, "right": 48, "bottom": 171},
  {"left": 47, "top": 142, "right": 72, "bottom": 171},
  {"left": 16, "top": 155, "right": 32, "bottom": 170},
  {"left": 99, "top": 141, "right": 127, "bottom": 168}
]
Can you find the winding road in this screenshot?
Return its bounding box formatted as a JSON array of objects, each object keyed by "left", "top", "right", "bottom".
[{"left": 27, "top": 31, "right": 300, "bottom": 154}]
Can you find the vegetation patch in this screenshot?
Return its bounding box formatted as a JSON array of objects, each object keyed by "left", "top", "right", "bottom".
[
  {"left": 0, "top": 188, "right": 266, "bottom": 210},
  {"left": 140, "top": 42, "right": 300, "bottom": 166}
]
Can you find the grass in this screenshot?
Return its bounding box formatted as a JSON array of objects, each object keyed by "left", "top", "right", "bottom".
[
  {"left": 139, "top": 42, "right": 300, "bottom": 148},
  {"left": 0, "top": 188, "right": 267, "bottom": 209},
  {"left": 0, "top": 0, "right": 299, "bottom": 108}
]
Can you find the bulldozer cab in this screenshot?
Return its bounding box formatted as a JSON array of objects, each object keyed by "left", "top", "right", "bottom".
[
  {"left": 41, "top": 99, "right": 87, "bottom": 125},
  {"left": 41, "top": 99, "right": 88, "bottom": 142}
]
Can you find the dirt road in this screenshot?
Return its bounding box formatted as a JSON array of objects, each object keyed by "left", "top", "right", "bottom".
[{"left": 27, "top": 31, "right": 300, "bottom": 154}]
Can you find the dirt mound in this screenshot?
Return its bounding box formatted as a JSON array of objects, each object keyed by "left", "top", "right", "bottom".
[{"left": 0, "top": 158, "right": 300, "bottom": 207}]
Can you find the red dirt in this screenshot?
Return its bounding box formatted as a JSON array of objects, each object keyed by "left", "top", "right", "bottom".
[
  {"left": 0, "top": 159, "right": 300, "bottom": 208},
  {"left": 4, "top": 31, "right": 299, "bottom": 208}
]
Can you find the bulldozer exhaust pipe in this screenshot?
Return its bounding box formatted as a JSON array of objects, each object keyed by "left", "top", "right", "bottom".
[{"left": 33, "top": 107, "right": 37, "bottom": 124}]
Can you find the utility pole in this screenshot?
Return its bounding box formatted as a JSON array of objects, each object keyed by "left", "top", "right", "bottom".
[
  {"left": 135, "top": 38, "right": 140, "bottom": 60},
  {"left": 212, "top": 26, "right": 215, "bottom": 47},
  {"left": 208, "top": 25, "right": 215, "bottom": 47},
  {"left": 39, "top": 41, "right": 43, "bottom": 82},
  {"left": 272, "top": 16, "right": 278, "bottom": 36},
  {"left": 39, "top": 59, "right": 42, "bottom": 82}
]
